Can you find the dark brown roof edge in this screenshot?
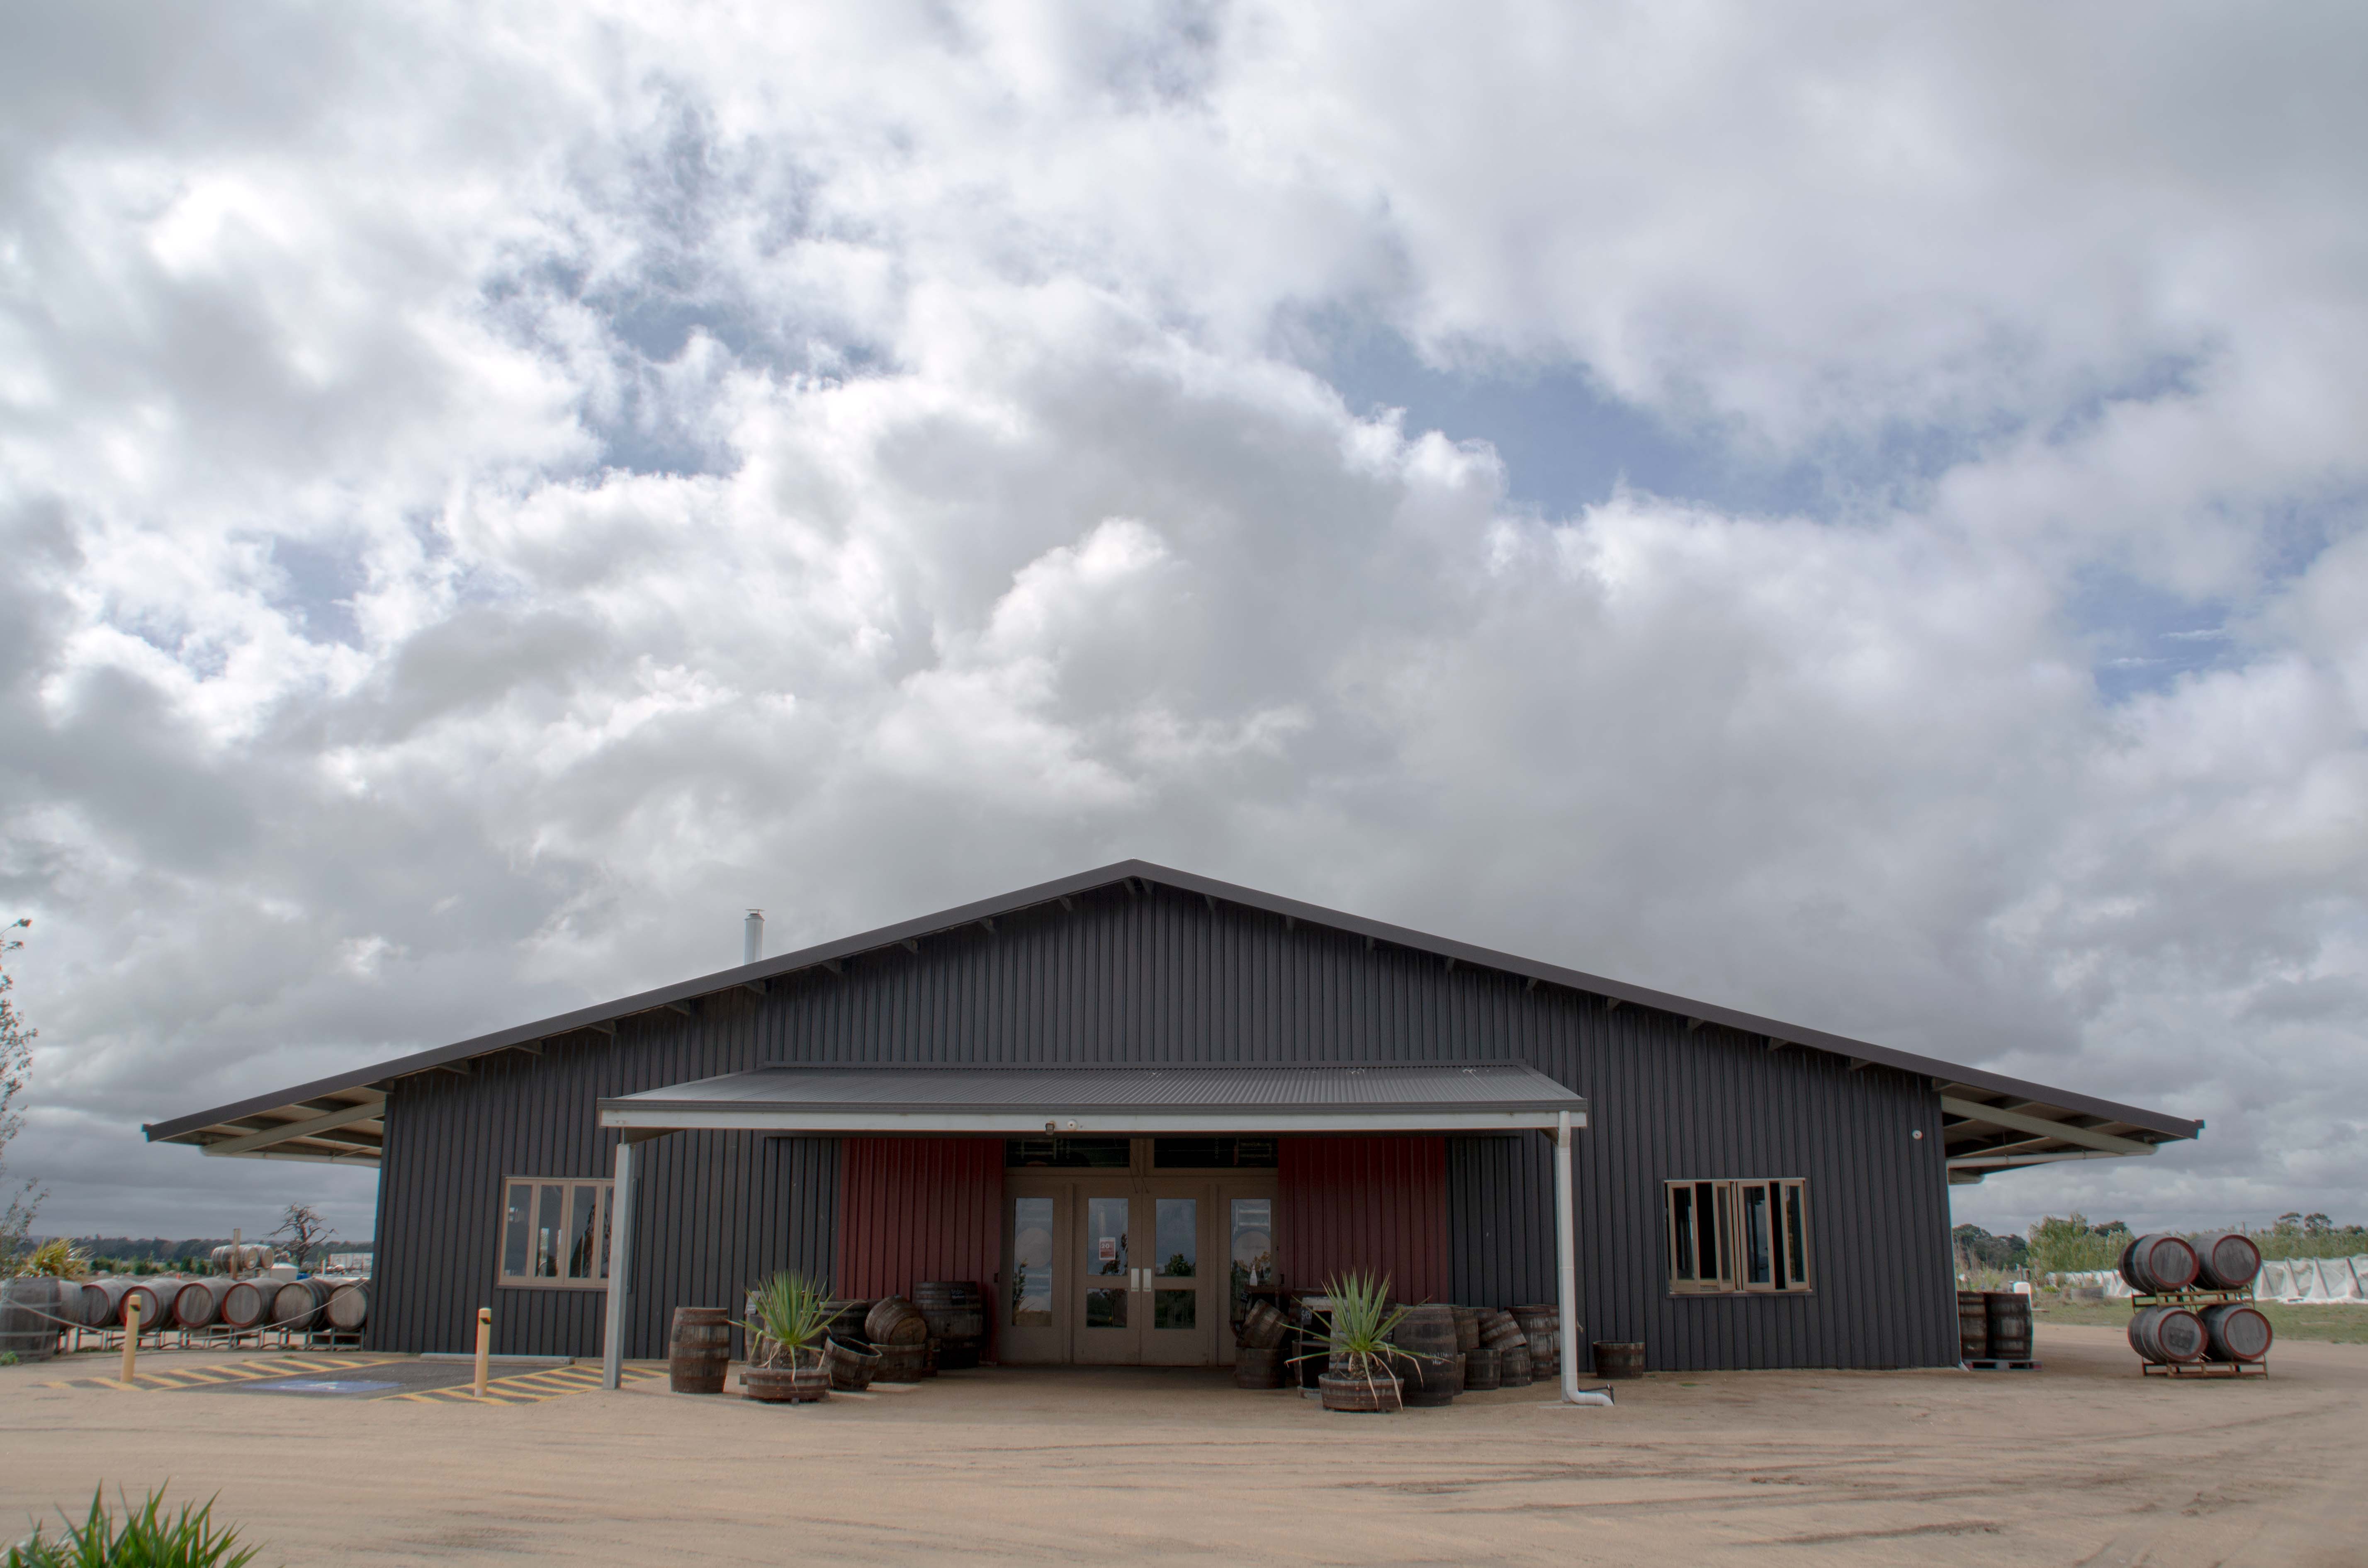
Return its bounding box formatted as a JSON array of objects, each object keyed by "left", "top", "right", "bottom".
[{"left": 146, "top": 858, "right": 2201, "bottom": 1145}]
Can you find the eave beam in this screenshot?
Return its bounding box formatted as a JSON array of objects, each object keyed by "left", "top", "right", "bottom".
[
  {"left": 202, "top": 1096, "right": 386, "bottom": 1158},
  {"left": 1938, "top": 1096, "right": 2157, "bottom": 1157}
]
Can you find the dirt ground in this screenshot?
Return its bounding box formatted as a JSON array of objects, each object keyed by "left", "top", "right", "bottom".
[{"left": 3, "top": 1322, "right": 2362, "bottom": 1566}]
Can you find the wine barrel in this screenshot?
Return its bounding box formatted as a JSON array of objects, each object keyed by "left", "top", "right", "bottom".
[
  {"left": 173, "top": 1278, "right": 232, "bottom": 1330},
  {"left": 78, "top": 1279, "right": 133, "bottom": 1329},
  {"left": 2120, "top": 1234, "right": 2201, "bottom": 1294},
  {"left": 1500, "top": 1342, "right": 1534, "bottom": 1388},
  {"left": 325, "top": 1282, "right": 371, "bottom": 1331},
  {"left": 824, "top": 1335, "right": 881, "bottom": 1391},
  {"left": 864, "top": 1296, "right": 928, "bottom": 1346},
  {"left": 2198, "top": 1303, "right": 2272, "bottom": 1363},
  {"left": 1451, "top": 1306, "right": 1481, "bottom": 1354},
  {"left": 2192, "top": 1233, "right": 2263, "bottom": 1292},
  {"left": 872, "top": 1342, "right": 927, "bottom": 1383},
  {"left": 911, "top": 1281, "right": 984, "bottom": 1338},
  {"left": 1511, "top": 1304, "right": 1561, "bottom": 1378},
  {"left": 1233, "top": 1346, "right": 1287, "bottom": 1389},
  {"left": 1462, "top": 1345, "right": 1502, "bottom": 1392},
  {"left": 271, "top": 1279, "right": 334, "bottom": 1333},
  {"left": 120, "top": 1278, "right": 185, "bottom": 1332},
  {"left": 218, "top": 1279, "right": 270, "bottom": 1331},
  {"left": 1479, "top": 1310, "right": 1527, "bottom": 1350},
  {"left": 668, "top": 1306, "right": 731, "bottom": 1394},
  {"left": 1239, "top": 1300, "right": 1290, "bottom": 1350},
  {"left": 0, "top": 1277, "right": 73, "bottom": 1362},
  {"left": 1956, "top": 1291, "right": 1987, "bottom": 1360},
  {"left": 1983, "top": 1292, "right": 2032, "bottom": 1360},
  {"left": 2128, "top": 1305, "right": 2208, "bottom": 1364},
  {"left": 824, "top": 1299, "right": 874, "bottom": 1340},
  {"left": 1592, "top": 1340, "right": 1646, "bottom": 1379},
  {"left": 1390, "top": 1304, "right": 1460, "bottom": 1407}
]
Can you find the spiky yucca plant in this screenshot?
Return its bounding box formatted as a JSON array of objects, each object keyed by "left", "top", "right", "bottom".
[
  {"left": 6, "top": 1485, "right": 260, "bottom": 1568},
  {"left": 737, "top": 1272, "right": 832, "bottom": 1369}
]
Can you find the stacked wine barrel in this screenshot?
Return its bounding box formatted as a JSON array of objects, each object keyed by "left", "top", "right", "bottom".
[
  {"left": 2119, "top": 1232, "right": 2272, "bottom": 1374},
  {"left": 1233, "top": 1299, "right": 1291, "bottom": 1388},
  {"left": 1956, "top": 1289, "right": 2034, "bottom": 1363},
  {"left": 912, "top": 1281, "right": 985, "bottom": 1370},
  {"left": 865, "top": 1296, "right": 931, "bottom": 1381}
]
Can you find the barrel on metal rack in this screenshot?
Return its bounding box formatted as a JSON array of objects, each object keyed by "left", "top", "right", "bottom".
[
  {"left": 78, "top": 1279, "right": 134, "bottom": 1329},
  {"left": 1591, "top": 1340, "right": 1646, "bottom": 1379},
  {"left": 1511, "top": 1304, "right": 1561, "bottom": 1378},
  {"left": 2198, "top": 1303, "right": 2272, "bottom": 1363},
  {"left": 912, "top": 1282, "right": 985, "bottom": 1369},
  {"left": 2119, "top": 1234, "right": 2201, "bottom": 1294},
  {"left": 325, "top": 1282, "right": 371, "bottom": 1332},
  {"left": 2191, "top": 1233, "right": 2263, "bottom": 1292},
  {"left": 1462, "top": 1345, "right": 1503, "bottom": 1392},
  {"left": 1238, "top": 1300, "right": 1290, "bottom": 1351},
  {"left": 119, "top": 1278, "right": 185, "bottom": 1332},
  {"left": 668, "top": 1306, "right": 732, "bottom": 1394},
  {"left": 1956, "top": 1291, "right": 1988, "bottom": 1360},
  {"left": 2128, "top": 1305, "right": 2208, "bottom": 1365},
  {"left": 172, "top": 1278, "right": 232, "bottom": 1330},
  {"left": 1451, "top": 1306, "right": 1481, "bottom": 1354},
  {"left": 270, "top": 1278, "right": 335, "bottom": 1333},
  {"left": 1983, "top": 1292, "right": 2032, "bottom": 1360},
  {"left": 1390, "top": 1304, "right": 1461, "bottom": 1407},
  {"left": 217, "top": 1279, "right": 271, "bottom": 1331},
  {"left": 1500, "top": 1342, "right": 1534, "bottom": 1388},
  {"left": 0, "top": 1277, "right": 73, "bottom": 1362},
  {"left": 1233, "top": 1346, "right": 1288, "bottom": 1389}
]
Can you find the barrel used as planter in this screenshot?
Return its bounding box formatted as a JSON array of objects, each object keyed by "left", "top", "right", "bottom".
[
  {"left": 2120, "top": 1234, "right": 2201, "bottom": 1295},
  {"left": 1500, "top": 1342, "right": 1534, "bottom": 1388},
  {"left": 1511, "top": 1304, "right": 1561, "bottom": 1378},
  {"left": 1239, "top": 1301, "right": 1290, "bottom": 1350},
  {"left": 271, "top": 1279, "right": 334, "bottom": 1333},
  {"left": 824, "top": 1299, "right": 875, "bottom": 1341},
  {"left": 1592, "top": 1341, "right": 1646, "bottom": 1379},
  {"left": 1451, "top": 1306, "right": 1481, "bottom": 1354},
  {"left": 172, "top": 1279, "right": 230, "bottom": 1330},
  {"left": 2191, "top": 1233, "right": 2263, "bottom": 1292},
  {"left": 669, "top": 1306, "right": 732, "bottom": 1394},
  {"left": 0, "top": 1277, "right": 73, "bottom": 1362},
  {"left": 325, "top": 1282, "right": 371, "bottom": 1332},
  {"left": 1390, "top": 1304, "right": 1460, "bottom": 1407},
  {"left": 1957, "top": 1291, "right": 1988, "bottom": 1360},
  {"left": 1462, "top": 1345, "right": 1502, "bottom": 1392},
  {"left": 1983, "top": 1292, "right": 2032, "bottom": 1360},
  {"left": 742, "top": 1364, "right": 830, "bottom": 1403},
  {"left": 824, "top": 1336, "right": 880, "bottom": 1391},
  {"left": 217, "top": 1280, "right": 270, "bottom": 1331},
  {"left": 1318, "top": 1367, "right": 1402, "bottom": 1413},
  {"left": 2128, "top": 1305, "right": 2208, "bottom": 1364},
  {"left": 1233, "top": 1346, "right": 1287, "bottom": 1389},
  {"left": 2198, "top": 1303, "right": 2272, "bottom": 1363}
]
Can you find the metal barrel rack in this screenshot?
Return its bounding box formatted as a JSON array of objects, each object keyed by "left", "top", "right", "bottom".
[{"left": 2129, "top": 1288, "right": 2270, "bottom": 1379}]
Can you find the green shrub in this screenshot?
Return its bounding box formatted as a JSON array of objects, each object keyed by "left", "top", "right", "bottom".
[
  {"left": 6, "top": 1486, "right": 261, "bottom": 1568},
  {"left": 2026, "top": 1213, "right": 2130, "bottom": 1278}
]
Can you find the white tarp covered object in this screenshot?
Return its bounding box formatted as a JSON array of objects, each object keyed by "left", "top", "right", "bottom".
[
  {"left": 2325, "top": 1257, "right": 2368, "bottom": 1302},
  {"left": 2256, "top": 1260, "right": 2293, "bottom": 1301},
  {"left": 2248, "top": 1256, "right": 2368, "bottom": 1303}
]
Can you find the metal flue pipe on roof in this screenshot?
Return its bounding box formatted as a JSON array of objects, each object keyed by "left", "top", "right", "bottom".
[{"left": 744, "top": 909, "right": 763, "bottom": 966}]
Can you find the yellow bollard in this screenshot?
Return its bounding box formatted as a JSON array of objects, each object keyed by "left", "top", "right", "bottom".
[
  {"left": 121, "top": 1298, "right": 141, "bottom": 1385},
  {"left": 473, "top": 1306, "right": 491, "bottom": 1398}
]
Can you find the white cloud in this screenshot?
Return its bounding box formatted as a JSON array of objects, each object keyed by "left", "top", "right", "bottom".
[{"left": 0, "top": 0, "right": 2361, "bottom": 1243}]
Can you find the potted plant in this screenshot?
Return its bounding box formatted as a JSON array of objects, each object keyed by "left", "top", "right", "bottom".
[
  {"left": 1300, "top": 1272, "right": 1431, "bottom": 1413},
  {"left": 736, "top": 1272, "right": 832, "bottom": 1403}
]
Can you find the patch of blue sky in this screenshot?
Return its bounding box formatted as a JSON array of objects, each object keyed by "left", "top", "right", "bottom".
[{"left": 2067, "top": 565, "right": 2239, "bottom": 705}]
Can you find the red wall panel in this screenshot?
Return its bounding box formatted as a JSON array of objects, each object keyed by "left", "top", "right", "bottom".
[
  {"left": 836, "top": 1138, "right": 1006, "bottom": 1354},
  {"left": 1277, "top": 1136, "right": 1449, "bottom": 1305}
]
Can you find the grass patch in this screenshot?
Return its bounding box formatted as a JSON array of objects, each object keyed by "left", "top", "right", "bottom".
[{"left": 2035, "top": 1299, "right": 2368, "bottom": 1345}]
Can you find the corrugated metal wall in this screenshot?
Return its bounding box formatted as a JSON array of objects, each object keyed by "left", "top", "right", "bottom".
[
  {"left": 1276, "top": 1136, "right": 1449, "bottom": 1303},
  {"left": 372, "top": 879, "right": 1957, "bottom": 1366},
  {"left": 837, "top": 1138, "right": 1004, "bottom": 1358}
]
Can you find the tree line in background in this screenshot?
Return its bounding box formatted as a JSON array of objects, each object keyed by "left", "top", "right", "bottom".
[{"left": 1957, "top": 1212, "right": 2368, "bottom": 1283}]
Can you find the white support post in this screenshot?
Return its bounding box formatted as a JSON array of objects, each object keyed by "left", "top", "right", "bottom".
[
  {"left": 1554, "top": 1109, "right": 1584, "bottom": 1405},
  {"left": 601, "top": 1137, "right": 637, "bottom": 1391}
]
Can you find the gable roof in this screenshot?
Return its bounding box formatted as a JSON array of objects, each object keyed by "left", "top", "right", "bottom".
[{"left": 143, "top": 858, "right": 2200, "bottom": 1179}]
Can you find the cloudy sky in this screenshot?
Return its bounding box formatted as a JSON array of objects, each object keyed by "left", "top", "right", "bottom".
[{"left": 3, "top": 2, "right": 2362, "bottom": 1245}]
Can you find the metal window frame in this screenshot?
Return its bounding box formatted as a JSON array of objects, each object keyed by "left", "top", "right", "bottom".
[
  {"left": 496, "top": 1176, "right": 615, "bottom": 1291},
  {"left": 1666, "top": 1178, "right": 1812, "bottom": 1297}
]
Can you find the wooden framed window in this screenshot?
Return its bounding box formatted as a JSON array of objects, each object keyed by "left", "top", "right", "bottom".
[
  {"left": 498, "top": 1177, "right": 613, "bottom": 1290},
  {"left": 1666, "top": 1179, "right": 1810, "bottom": 1295}
]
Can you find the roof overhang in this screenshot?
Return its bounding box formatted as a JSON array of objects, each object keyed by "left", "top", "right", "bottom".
[{"left": 598, "top": 1061, "right": 1588, "bottom": 1138}]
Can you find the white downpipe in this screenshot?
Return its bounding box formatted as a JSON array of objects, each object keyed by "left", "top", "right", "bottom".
[
  {"left": 601, "top": 1137, "right": 637, "bottom": 1391},
  {"left": 1553, "top": 1110, "right": 1612, "bottom": 1407}
]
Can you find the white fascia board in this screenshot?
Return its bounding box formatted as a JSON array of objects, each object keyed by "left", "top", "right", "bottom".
[
  {"left": 598, "top": 1107, "right": 1583, "bottom": 1136},
  {"left": 1945, "top": 1148, "right": 2149, "bottom": 1170},
  {"left": 212, "top": 1148, "right": 383, "bottom": 1167}
]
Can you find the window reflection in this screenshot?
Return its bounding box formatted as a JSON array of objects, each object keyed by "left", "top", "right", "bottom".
[
  {"left": 566, "top": 1185, "right": 599, "bottom": 1279},
  {"left": 1012, "top": 1197, "right": 1055, "bottom": 1327},
  {"left": 535, "top": 1184, "right": 563, "bottom": 1277},
  {"left": 1085, "top": 1196, "right": 1128, "bottom": 1277},
  {"left": 1155, "top": 1199, "right": 1196, "bottom": 1278},
  {"left": 1229, "top": 1199, "right": 1272, "bottom": 1328}
]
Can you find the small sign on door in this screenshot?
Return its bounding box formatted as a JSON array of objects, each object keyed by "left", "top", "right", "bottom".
[{"left": 1099, "top": 1236, "right": 1118, "bottom": 1262}]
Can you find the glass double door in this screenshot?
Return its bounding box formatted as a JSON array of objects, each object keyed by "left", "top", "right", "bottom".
[{"left": 1004, "top": 1177, "right": 1274, "bottom": 1366}]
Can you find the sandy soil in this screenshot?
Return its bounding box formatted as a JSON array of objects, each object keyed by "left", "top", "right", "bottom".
[{"left": 3, "top": 1322, "right": 2361, "bottom": 1566}]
